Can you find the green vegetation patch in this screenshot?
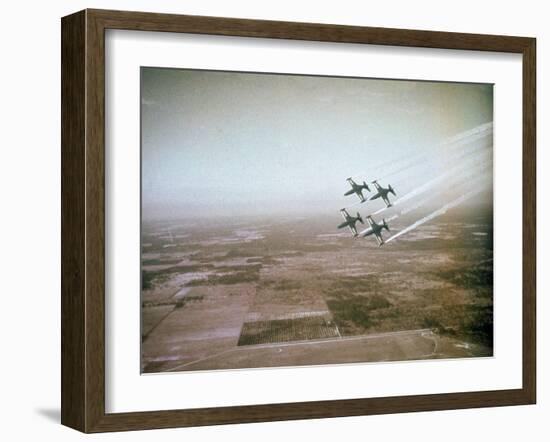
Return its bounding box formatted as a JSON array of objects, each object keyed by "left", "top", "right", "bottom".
[
  {"left": 326, "top": 293, "right": 393, "bottom": 335},
  {"left": 437, "top": 263, "right": 493, "bottom": 288},
  {"left": 422, "top": 302, "right": 493, "bottom": 348},
  {"left": 324, "top": 268, "right": 494, "bottom": 350},
  {"left": 324, "top": 275, "right": 379, "bottom": 297}
]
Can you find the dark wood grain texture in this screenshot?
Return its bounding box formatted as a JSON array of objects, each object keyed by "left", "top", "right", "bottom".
[
  {"left": 522, "top": 38, "right": 536, "bottom": 403},
  {"left": 61, "top": 10, "right": 86, "bottom": 431},
  {"left": 61, "top": 9, "right": 537, "bottom": 433}
]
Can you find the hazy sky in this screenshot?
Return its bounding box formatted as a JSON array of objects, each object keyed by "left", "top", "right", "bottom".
[{"left": 141, "top": 67, "right": 493, "bottom": 219}]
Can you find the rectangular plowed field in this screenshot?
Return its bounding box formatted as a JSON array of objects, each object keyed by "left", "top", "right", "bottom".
[{"left": 238, "top": 315, "right": 340, "bottom": 346}]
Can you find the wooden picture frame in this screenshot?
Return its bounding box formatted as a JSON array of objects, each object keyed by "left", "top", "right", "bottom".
[{"left": 61, "top": 8, "right": 536, "bottom": 433}]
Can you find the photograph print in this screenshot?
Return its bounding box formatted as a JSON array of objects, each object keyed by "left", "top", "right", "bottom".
[{"left": 140, "top": 67, "right": 493, "bottom": 374}]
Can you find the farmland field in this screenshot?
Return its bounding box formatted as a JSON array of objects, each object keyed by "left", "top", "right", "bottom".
[{"left": 141, "top": 207, "right": 493, "bottom": 373}]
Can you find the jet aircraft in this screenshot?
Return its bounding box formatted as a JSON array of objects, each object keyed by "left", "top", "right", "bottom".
[
  {"left": 369, "top": 180, "right": 396, "bottom": 208},
  {"left": 344, "top": 177, "right": 370, "bottom": 203},
  {"left": 337, "top": 209, "right": 364, "bottom": 237},
  {"left": 360, "top": 215, "right": 390, "bottom": 246}
]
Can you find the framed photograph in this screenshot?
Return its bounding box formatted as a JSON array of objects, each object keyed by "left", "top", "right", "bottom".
[{"left": 61, "top": 9, "right": 536, "bottom": 432}]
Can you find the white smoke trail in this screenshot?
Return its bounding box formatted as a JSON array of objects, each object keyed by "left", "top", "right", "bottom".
[
  {"left": 343, "top": 131, "right": 491, "bottom": 213},
  {"left": 348, "top": 122, "right": 493, "bottom": 183},
  {"left": 401, "top": 162, "right": 491, "bottom": 215},
  {"left": 387, "top": 152, "right": 491, "bottom": 207},
  {"left": 392, "top": 173, "right": 450, "bottom": 206},
  {"left": 443, "top": 122, "right": 493, "bottom": 146},
  {"left": 384, "top": 188, "right": 481, "bottom": 244},
  {"left": 340, "top": 123, "right": 492, "bottom": 231},
  {"left": 376, "top": 130, "right": 492, "bottom": 183},
  {"left": 347, "top": 148, "right": 420, "bottom": 182},
  {"left": 348, "top": 153, "right": 491, "bottom": 217},
  {"left": 398, "top": 177, "right": 488, "bottom": 222},
  {"left": 367, "top": 162, "right": 490, "bottom": 233},
  {"left": 398, "top": 192, "right": 439, "bottom": 216},
  {"left": 368, "top": 154, "right": 492, "bottom": 218}
]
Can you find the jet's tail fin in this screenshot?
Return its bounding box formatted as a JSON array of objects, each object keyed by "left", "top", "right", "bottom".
[
  {"left": 383, "top": 219, "right": 390, "bottom": 231},
  {"left": 357, "top": 213, "right": 364, "bottom": 224},
  {"left": 363, "top": 181, "right": 370, "bottom": 192},
  {"left": 388, "top": 184, "right": 396, "bottom": 196}
]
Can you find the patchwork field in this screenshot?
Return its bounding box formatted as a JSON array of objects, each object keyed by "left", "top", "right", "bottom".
[{"left": 141, "top": 208, "right": 493, "bottom": 373}]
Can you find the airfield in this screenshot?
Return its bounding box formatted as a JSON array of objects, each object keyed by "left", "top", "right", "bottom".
[{"left": 141, "top": 208, "right": 493, "bottom": 373}]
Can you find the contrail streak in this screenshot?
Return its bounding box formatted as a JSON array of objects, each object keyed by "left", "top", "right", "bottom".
[
  {"left": 399, "top": 166, "right": 491, "bottom": 215},
  {"left": 368, "top": 162, "right": 491, "bottom": 232},
  {"left": 398, "top": 192, "right": 438, "bottom": 216},
  {"left": 348, "top": 122, "right": 493, "bottom": 182},
  {"left": 384, "top": 188, "right": 481, "bottom": 244},
  {"left": 388, "top": 152, "right": 491, "bottom": 206},
  {"left": 341, "top": 123, "right": 492, "bottom": 220},
  {"left": 369, "top": 155, "right": 491, "bottom": 217},
  {"left": 443, "top": 122, "right": 493, "bottom": 145},
  {"left": 376, "top": 130, "right": 492, "bottom": 183},
  {"left": 346, "top": 151, "right": 491, "bottom": 216}
]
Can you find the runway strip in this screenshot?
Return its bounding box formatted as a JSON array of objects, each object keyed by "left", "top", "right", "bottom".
[{"left": 165, "top": 328, "right": 434, "bottom": 371}]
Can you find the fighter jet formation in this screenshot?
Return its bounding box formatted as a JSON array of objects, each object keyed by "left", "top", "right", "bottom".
[
  {"left": 336, "top": 122, "right": 494, "bottom": 247},
  {"left": 339, "top": 177, "right": 395, "bottom": 246}
]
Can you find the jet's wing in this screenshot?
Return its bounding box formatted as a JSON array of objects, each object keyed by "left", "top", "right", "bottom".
[
  {"left": 372, "top": 181, "right": 381, "bottom": 190},
  {"left": 374, "top": 232, "right": 384, "bottom": 246},
  {"left": 347, "top": 178, "right": 356, "bottom": 186},
  {"left": 340, "top": 209, "right": 350, "bottom": 221},
  {"left": 349, "top": 225, "right": 358, "bottom": 236},
  {"left": 366, "top": 216, "right": 375, "bottom": 227},
  {"left": 382, "top": 195, "right": 391, "bottom": 207},
  {"left": 358, "top": 192, "right": 366, "bottom": 203}
]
